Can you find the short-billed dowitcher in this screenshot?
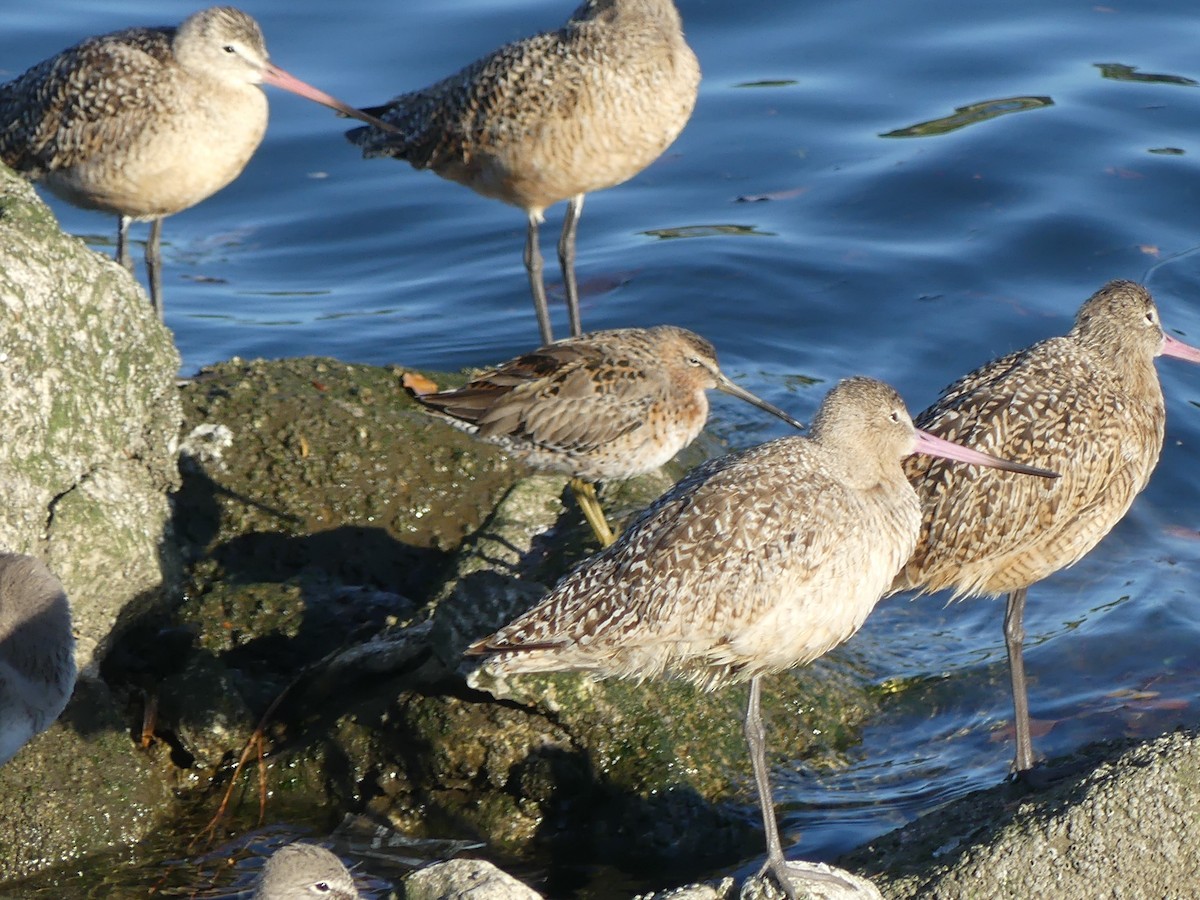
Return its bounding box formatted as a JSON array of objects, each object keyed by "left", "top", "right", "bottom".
[{"left": 413, "top": 325, "right": 803, "bottom": 546}]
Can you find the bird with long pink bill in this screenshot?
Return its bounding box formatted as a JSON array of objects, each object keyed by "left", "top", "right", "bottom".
[
  {"left": 467, "top": 376, "right": 1057, "bottom": 900},
  {"left": 893, "top": 279, "right": 1200, "bottom": 780},
  {"left": 346, "top": 0, "right": 701, "bottom": 345},
  {"left": 0, "top": 6, "right": 392, "bottom": 316}
]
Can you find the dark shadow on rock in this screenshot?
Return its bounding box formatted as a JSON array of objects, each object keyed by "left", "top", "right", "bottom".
[
  {"left": 173, "top": 464, "right": 301, "bottom": 563},
  {"left": 211, "top": 526, "right": 444, "bottom": 600},
  {"left": 380, "top": 689, "right": 761, "bottom": 896}
]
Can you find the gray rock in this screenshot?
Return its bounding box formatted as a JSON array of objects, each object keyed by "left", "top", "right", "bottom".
[
  {"left": 404, "top": 859, "right": 544, "bottom": 900},
  {"left": 637, "top": 880, "right": 737, "bottom": 900},
  {"left": 0, "top": 164, "right": 181, "bottom": 675},
  {"left": 850, "top": 729, "right": 1200, "bottom": 898}
]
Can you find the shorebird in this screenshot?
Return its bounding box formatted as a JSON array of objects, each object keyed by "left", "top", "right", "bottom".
[
  {"left": 892, "top": 280, "right": 1200, "bottom": 775},
  {"left": 347, "top": 0, "right": 701, "bottom": 345},
  {"left": 468, "top": 377, "right": 1057, "bottom": 899},
  {"left": 413, "top": 325, "right": 803, "bottom": 546},
  {"left": 252, "top": 842, "right": 361, "bottom": 900},
  {"left": 0, "top": 6, "right": 392, "bottom": 316},
  {"left": 0, "top": 553, "right": 75, "bottom": 766}
]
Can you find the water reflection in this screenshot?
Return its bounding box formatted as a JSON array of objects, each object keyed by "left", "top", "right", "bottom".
[
  {"left": 880, "top": 96, "right": 1054, "bottom": 138},
  {"left": 734, "top": 79, "right": 800, "bottom": 88},
  {"left": 641, "top": 224, "right": 777, "bottom": 239},
  {"left": 1094, "top": 63, "right": 1198, "bottom": 86}
]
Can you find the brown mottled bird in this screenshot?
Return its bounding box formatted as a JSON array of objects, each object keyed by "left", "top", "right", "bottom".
[
  {"left": 0, "top": 553, "right": 75, "bottom": 766},
  {"left": 413, "top": 325, "right": 803, "bottom": 546},
  {"left": 893, "top": 280, "right": 1200, "bottom": 775},
  {"left": 468, "top": 377, "right": 1057, "bottom": 899},
  {"left": 0, "top": 6, "right": 390, "bottom": 315},
  {"left": 347, "top": 0, "right": 701, "bottom": 345}
]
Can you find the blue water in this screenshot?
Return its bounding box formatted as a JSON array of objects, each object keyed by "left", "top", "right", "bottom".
[{"left": 6, "top": 0, "right": 1200, "bottom": 892}]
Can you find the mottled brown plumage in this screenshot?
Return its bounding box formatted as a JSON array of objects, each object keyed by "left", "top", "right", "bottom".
[
  {"left": 893, "top": 279, "right": 1200, "bottom": 774},
  {"left": 0, "top": 6, "right": 386, "bottom": 315},
  {"left": 416, "top": 325, "right": 803, "bottom": 545},
  {"left": 469, "top": 376, "right": 1055, "bottom": 898},
  {"left": 348, "top": 0, "right": 701, "bottom": 344},
  {"left": 0, "top": 553, "right": 75, "bottom": 766}
]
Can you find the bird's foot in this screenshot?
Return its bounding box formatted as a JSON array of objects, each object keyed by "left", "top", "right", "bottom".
[
  {"left": 1011, "top": 754, "right": 1093, "bottom": 791},
  {"left": 746, "top": 858, "right": 880, "bottom": 899}
]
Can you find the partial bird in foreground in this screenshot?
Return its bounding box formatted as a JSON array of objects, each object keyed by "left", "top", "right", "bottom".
[
  {"left": 893, "top": 279, "right": 1200, "bottom": 776},
  {"left": 412, "top": 325, "right": 803, "bottom": 546},
  {"left": 347, "top": 0, "right": 701, "bottom": 344},
  {"left": 468, "top": 376, "right": 1057, "bottom": 899},
  {"left": 252, "top": 841, "right": 361, "bottom": 900},
  {"left": 0, "top": 6, "right": 393, "bottom": 316},
  {"left": 0, "top": 552, "right": 75, "bottom": 767}
]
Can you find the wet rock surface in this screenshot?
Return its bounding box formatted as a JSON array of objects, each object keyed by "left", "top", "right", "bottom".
[{"left": 0, "top": 680, "right": 174, "bottom": 883}]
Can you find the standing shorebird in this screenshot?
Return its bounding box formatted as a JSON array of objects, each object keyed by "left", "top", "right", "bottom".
[
  {"left": 468, "top": 377, "right": 1057, "bottom": 899},
  {"left": 0, "top": 6, "right": 392, "bottom": 316},
  {"left": 347, "top": 0, "right": 701, "bottom": 345},
  {"left": 893, "top": 280, "right": 1200, "bottom": 775},
  {"left": 252, "top": 842, "right": 361, "bottom": 900},
  {"left": 412, "top": 325, "right": 803, "bottom": 546},
  {"left": 0, "top": 553, "right": 75, "bottom": 766}
]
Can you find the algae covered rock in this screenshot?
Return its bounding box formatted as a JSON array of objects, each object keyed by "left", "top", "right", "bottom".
[{"left": 0, "top": 680, "right": 174, "bottom": 882}]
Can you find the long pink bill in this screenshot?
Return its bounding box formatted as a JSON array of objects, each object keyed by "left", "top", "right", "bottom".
[
  {"left": 1161, "top": 332, "right": 1200, "bottom": 363},
  {"left": 912, "top": 429, "right": 1059, "bottom": 480},
  {"left": 262, "top": 63, "right": 399, "bottom": 133}
]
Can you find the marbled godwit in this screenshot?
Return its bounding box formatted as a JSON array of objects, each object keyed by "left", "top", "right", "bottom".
[
  {"left": 252, "top": 842, "right": 361, "bottom": 900},
  {"left": 0, "top": 6, "right": 391, "bottom": 316},
  {"left": 892, "top": 280, "right": 1200, "bottom": 775},
  {"left": 0, "top": 553, "right": 75, "bottom": 766},
  {"left": 347, "top": 0, "right": 701, "bottom": 345},
  {"left": 468, "top": 377, "right": 1057, "bottom": 899},
  {"left": 414, "top": 325, "right": 802, "bottom": 546}
]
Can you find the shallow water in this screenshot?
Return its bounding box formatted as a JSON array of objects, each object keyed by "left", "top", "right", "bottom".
[{"left": 5, "top": 0, "right": 1200, "bottom": 894}]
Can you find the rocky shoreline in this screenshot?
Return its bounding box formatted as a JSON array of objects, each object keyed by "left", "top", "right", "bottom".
[{"left": 2, "top": 162, "right": 1199, "bottom": 898}]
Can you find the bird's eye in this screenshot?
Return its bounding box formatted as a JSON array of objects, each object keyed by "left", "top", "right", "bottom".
[
  {"left": 223, "top": 44, "right": 237, "bottom": 54},
  {"left": 685, "top": 356, "right": 702, "bottom": 367},
  {"left": 313, "top": 883, "right": 331, "bottom": 894},
  {"left": 889, "top": 410, "right": 902, "bottom": 423}
]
